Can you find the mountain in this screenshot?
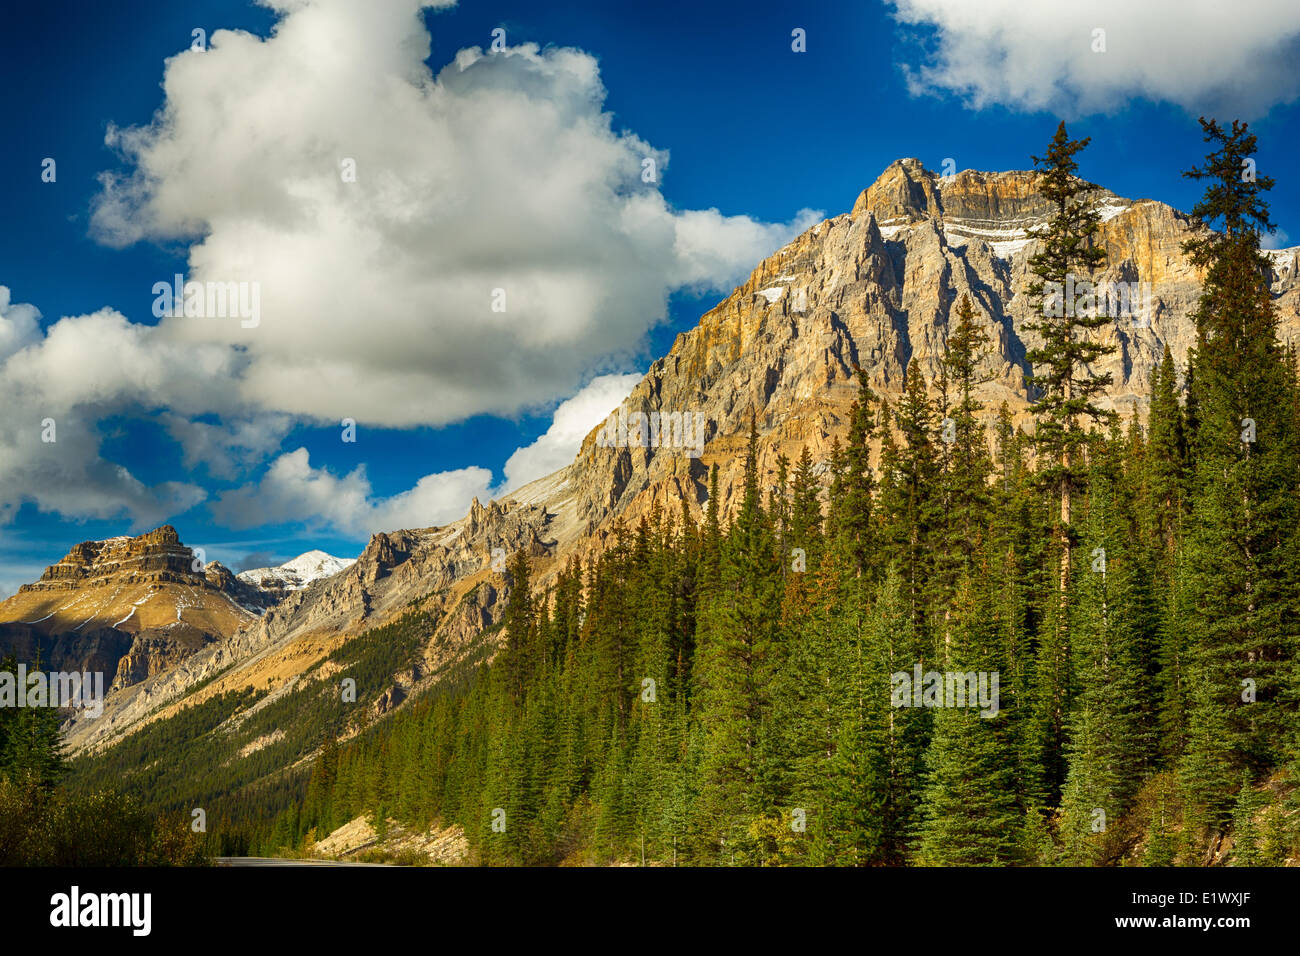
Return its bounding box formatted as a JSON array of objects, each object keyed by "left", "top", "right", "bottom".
[
  {"left": 0, "top": 526, "right": 274, "bottom": 692},
  {"left": 236, "top": 551, "right": 356, "bottom": 600},
  {"left": 60, "top": 496, "right": 556, "bottom": 753},
  {"left": 559, "top": 158, "right": 1300, "bottom": 541},
  {"left": 54, "top": 159, "right": 1300, "bottom": 769}
]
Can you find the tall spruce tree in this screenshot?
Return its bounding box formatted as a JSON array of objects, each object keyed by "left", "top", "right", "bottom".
[
  {"left": 939, "top": 293, "right": 994, "bottom": 568},
  {"left": 501, "top": 550, "right": 536, "bottom": 704},
  {"left": 935, "top": 293, "right": 995, "bottom": 652},
  {"left": 1025, "top": 122, "right": 1117, "bottom": 581},
  {"left": 1178, "top": 119, "right": 1300, "bottom": 826},
  {"left": 915, "top": 575, "right": 1021, "bottom": 864},
  {"left": 694, "top": 415, "right": 782, "bottom": 859},
  {"left": 1023, "top": 122, "right": 1117, "bottom": 802},
  {"left": 881, "top": 366, "right": 939, "bottom": 642},
  {"left": 1059, "top": 461, "right": 1152, "bottom": 864}
]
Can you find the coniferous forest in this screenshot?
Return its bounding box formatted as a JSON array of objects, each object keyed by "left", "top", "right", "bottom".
[
  {"left": 0, "top": 653, "right": 205, "bottom": 866},
  {"left": 255, "top": 120, "right": 1300, "bottom": 867}
]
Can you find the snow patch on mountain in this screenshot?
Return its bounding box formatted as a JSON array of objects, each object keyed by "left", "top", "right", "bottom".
[
  {"left": 1095, "top": 200, "right": 1132, "bottom": 222},
  {"left": 237, "top": 550, "right": 356, "bottom": 591}
]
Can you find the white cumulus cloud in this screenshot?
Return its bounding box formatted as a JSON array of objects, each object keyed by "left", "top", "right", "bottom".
[
  {"left": 211, "top": 370, "right": 644, "bottom": 535},
  {"left": 91, "top": 0, "right": 817, "bottom": 429},
  {"left": 0, "top": 296, "right": 255, "bottom": 529},
  {"left": 888, "top": 0, "right": 1300, "bottom": 117},
  {"left": 209, "top": 447, "right": 494, "bottom": 536},
  {"left": 501, "top": 372, "right": 641, "bottom": 492},
  {"left": 0, "top": 281, "right": 642, "bottom": 536},
  {"left": 0, "top": 0, "right": 815, "bottom": 534}
]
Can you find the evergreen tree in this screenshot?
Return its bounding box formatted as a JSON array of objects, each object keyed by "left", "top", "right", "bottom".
[
  {"left": 501, "top": 550, "right": 536, "bottom": 704},
  {"left": 1179, "top": 118, "right": 1300, "bottom": 824},
  {"left": 880, "top": 366, "right": 939, "bottom": 641},
  {"left": 1022, "top": 124, "right": 1119, "bottom": 803},
  {"left": 915, "top": 576, "right": 1021, "bottom": 864},
  {"left": 939, "top": 293, "right": 993, "bottom": 569},
  {"left": 694, "top": 415, "right": 783, "bottom": 858},
  {"left": 1146, "top": 345, "right": 1189, "bottom": 552},
  {"left": 0, "top": 655, "right": 67, "bottom": 789},
  {"left": 1059, "top": 465, "right": 1152, "bottom": 864}
]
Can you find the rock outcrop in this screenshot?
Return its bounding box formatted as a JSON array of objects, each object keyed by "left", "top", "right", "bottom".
[{"left": 0, "top": 526, "right": 275, "bottom": 693}]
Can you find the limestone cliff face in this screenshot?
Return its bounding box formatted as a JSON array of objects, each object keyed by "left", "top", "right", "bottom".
[
  {"left": 564, "top": 158, "right": 1299, "bottom": 539},
  {"left": 56, "top": 159, "right": 1300, "bottom": 757},
  {"left": 0, "top": 526, "right": 272, "bottom": 693},
  {"left": 28, "top": 526, "right": 194, "bottom": 588},
  {"left": 853, "top": 159, "right": 1055, "bottom": 224}
]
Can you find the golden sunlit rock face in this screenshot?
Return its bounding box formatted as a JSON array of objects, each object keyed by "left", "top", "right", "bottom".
[
  {"left": 0, "top": 525, "right": 270, "bottom": 693},
  {"left": 563, "top": 159, "right": 1300, "bottom": 545}
]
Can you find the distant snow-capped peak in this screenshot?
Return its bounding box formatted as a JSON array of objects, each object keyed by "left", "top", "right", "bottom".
[{"left": 236, "top": 550, "right": 355, "bottom": 590}]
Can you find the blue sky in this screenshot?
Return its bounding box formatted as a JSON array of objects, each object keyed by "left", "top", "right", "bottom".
[{"left": 2, "top": 0, "right": 1299, "bottom": 594}]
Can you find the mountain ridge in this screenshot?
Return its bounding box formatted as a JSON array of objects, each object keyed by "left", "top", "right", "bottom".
[{"left": 21, "top": 157, "right": 1300, "bottom": 761}]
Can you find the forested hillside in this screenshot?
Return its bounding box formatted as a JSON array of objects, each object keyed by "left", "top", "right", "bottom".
[
  {"left": 264, "top": 123, "right": 1300, "bottom": 867},
  {"left": 63, "top": 599, "right": 494, "bottom": 856}
]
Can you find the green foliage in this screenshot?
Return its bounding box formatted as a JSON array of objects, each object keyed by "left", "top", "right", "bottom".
[
  {"left": 0, "top": 654, "right": 206, "bottom": 865},
  {"left": 0, "top": 656, "right": 67, "bottom": 788},
  {"left": 1178, "top": 118, "right": 1300, "bottom": 826},
  {"left": 0, "top": 777, "right": 206, "bottom": 865}
]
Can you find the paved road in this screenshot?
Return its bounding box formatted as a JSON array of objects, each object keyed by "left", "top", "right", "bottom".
[{"left": 214, "top": 856, "right": 393, "bottom": 867}]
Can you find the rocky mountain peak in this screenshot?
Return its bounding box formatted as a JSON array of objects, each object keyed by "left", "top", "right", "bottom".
[
  {"left": 31, "top": 525, "right": 199, "bottom": 590},
  {"left": 851, "top": 157, "right": 942, "bottom": 222},
  {"left": 0, "top": 525, "right": 284, "bottom": 696},
  {"left": 850, "top": 158, "right": 1119, "bottom": 232},
  {"left": 558, "top": 158, "right": 1300, "bottom": 546},
  {"left": 235, "top": 550, "right": 355, "bottom": 598}
]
